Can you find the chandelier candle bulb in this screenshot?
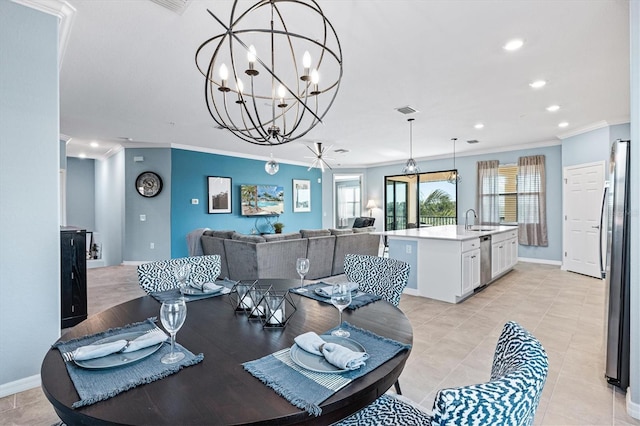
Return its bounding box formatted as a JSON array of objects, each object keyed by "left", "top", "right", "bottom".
[
  {"left": 218, "top": 64, "right": 230, "bottom": 92},
  {"left": 277, "top": 84, "right": 287, "bottom": 108},
  {"left": 311, "top": 69, "right": 320, "bottom": 95},
  {"left": 246, "top": 45, "right": 259, "bottom": 76},
  {"left": 301, "top": 51, "right": 311, "bottom": 80},
  {"left": 236, "top": 79, "right": 244, "bottom": 103}
]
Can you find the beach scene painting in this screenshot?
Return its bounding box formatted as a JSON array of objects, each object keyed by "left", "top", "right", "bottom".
[{"left": 241, "top": 184, "right": 285, "bottom": 216}]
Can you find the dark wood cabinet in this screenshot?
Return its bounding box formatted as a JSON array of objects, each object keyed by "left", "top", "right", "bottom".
[{"left": 60, "top": 227, "right": 87, "bottom": 328}]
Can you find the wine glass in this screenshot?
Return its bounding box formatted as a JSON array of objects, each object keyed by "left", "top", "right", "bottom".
[
  {"left": 174, "top": 264, "right": 191, "bottom": 293},
  {"left": 160, "top": 299, "right": 187, "bottom": 364},
  {"left": 330, "top": 284, "right": 352, "bottom": 338},
  {"left": 296, "top": 258, "right": 310, "bottom": 288}
]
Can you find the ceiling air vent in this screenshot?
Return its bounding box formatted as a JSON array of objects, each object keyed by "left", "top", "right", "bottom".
[
  {"left": 467, "top": 139, "right": 480, "bottom": 144},
  {"left": 148, "top": 0, "right": 190, "bottom": 15},
  {"left": 395, "top": 105, "right": 419, "bottom": 115}
]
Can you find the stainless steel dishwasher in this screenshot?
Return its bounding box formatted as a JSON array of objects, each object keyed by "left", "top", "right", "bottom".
[{"left": 480, "top": 235, "right": 492, "bottom": 286}]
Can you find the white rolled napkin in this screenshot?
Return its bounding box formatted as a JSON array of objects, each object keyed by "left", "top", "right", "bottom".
[
  {"left": 71, "top": 329, "right": 168, "bottom": 361},
  {"left": 190, "top": 281, "right": 223, "bottom": 293},
  {"left": 72, "top": 340, "right": 128, "bottom": 361},
  {"left": 122, "top": 329, "right": 168, "bottom": 352},
  {"left": 316, "top": 282, "right": 359, "bottom": 298},
  {"left": 294, "top": 331, "right": 369, "bottom": 370}
]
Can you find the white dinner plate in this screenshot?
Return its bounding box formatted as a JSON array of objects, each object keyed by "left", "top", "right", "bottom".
[
  {"left": 180, "top": 285, "right": 223, "bottom": 296},
  {"left": 289, "top": 335, "right": 366, "bottom": 373},
  {"left": 73, "top": 331, "right": 163, "bottom": 369},
  {"left": 313, "top": 287, "right": 359, "bottom": 299}
]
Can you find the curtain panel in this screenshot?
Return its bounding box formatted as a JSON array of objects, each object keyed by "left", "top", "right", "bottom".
[
  {"left": 476, "top": 160, "right": 500, "bottom": 225},
  {"left": 517, "top": 155, "right": 548, "bottom": 246}
]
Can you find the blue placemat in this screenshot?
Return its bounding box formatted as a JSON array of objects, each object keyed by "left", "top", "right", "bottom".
[
  {"left": 52, "top": 318, "right": 204, "bottom": 408},
  {"left": 289, "top": 282, "right": 382, "bottom": 309},
  {"left": 242, "top": 322, "right": 411, "bottom": 416}
]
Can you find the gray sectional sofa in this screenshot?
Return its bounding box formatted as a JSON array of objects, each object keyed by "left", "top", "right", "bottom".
[{"left": 197, "top": 227, "right": 380, "bottom": 281}]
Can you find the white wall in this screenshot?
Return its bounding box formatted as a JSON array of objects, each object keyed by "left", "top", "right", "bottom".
[
  {"left": 66, "top": 157, "right": 96, "bottom": 230},
  {"left": 0, "top": 2, "right": 61, "bottom": 394},
  {"left": 95, "top": 151, "right": 125, "bottom": 266}
]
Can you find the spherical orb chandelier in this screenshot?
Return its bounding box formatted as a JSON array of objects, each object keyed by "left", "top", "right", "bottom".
[{"left": 195, "top": 0, "right": 343, "bottom": 146}]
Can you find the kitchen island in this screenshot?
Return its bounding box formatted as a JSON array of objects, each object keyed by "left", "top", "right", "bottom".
[{"left": 379, "top": 225, "right": 518, "bottom": 303}]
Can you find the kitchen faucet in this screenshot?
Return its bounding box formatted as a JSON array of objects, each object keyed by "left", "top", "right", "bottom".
[{"left": 465, "top": 209, "right": 477, "bottom": 230}]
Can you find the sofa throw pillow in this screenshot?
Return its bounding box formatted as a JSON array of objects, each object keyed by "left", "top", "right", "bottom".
[
  {"left": 203, "top": 230, "right": 235, "bottom": 239},
  {"left": 231, "top": 232, "right": 266, "bottom": 243},
  {"left": 300, "top": 229, "right": 331, "bottom": 238},
  {"left": 352, "top": 226, "right": 374, "bottom": 233},
  {"left": 329, "top": 228, "right": 353, "bottom": 236},
  {"left": 282, "top": 232, "right": 302, "bottom": 240}
]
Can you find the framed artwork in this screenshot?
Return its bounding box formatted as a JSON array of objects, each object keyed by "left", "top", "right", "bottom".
[
  {"left": 293, "top": 179, "right": 311, "bottom": 212},
  {"left": 208, "top": 176, "right": 232, "bottom": 214}
]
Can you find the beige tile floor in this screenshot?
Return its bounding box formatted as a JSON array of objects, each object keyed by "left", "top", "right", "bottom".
[{"left": 1, "top": 263, "right": 639, "bottom": 425}]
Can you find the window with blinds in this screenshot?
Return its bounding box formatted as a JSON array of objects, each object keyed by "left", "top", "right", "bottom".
[{"left": 499, "top": 165, "right": 518, "bottom": 224}]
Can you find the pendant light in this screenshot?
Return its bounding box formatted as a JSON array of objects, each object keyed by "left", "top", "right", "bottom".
[
  {"left": 447, "top": 137, "right": 461, "bottom": 184},
  {"left": 264, "top": 153, "right": 279, "bottom": 175},
  {"left": 402, "top": 118, "right": 420, "bottom": 178}
]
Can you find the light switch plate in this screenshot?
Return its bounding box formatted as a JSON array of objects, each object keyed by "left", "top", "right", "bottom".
[
  {"left": 140, "top": 214, "right": 146, "bottom": 221},
  {"left": 191, "top": 199, "right": 199, "bottom": 205}
]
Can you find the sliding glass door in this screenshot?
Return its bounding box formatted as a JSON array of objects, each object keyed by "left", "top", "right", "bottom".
[{"left": 385, "top": 171, "right": 457, "bottom": 231}]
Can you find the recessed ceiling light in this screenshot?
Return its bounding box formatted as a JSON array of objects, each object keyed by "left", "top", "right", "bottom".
[
  {"left": 78, "top": 153, "right": 87, "bottom": 158},
  {"left": 546, "top": 105, "right": 560, "bottom": 112},
  {"left": 90, "top": 141, "right": 99, "bottom": 148},
  {"left": 503, "top": 39, "right": 524, "bottom": 51},
  {"left": 529, "top": 80, "right": 546, "bottom": 89},
  {"left": 474, "top": 123, "right": 484, "bottom": 129},
  {"left": 558, "top": 121, "right": 569, "bottom": 128}
]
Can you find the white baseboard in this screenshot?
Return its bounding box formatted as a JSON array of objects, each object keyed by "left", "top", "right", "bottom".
[
  {"left": 403, "top": 288, "right": 419, "bottom": 296},
  {"left": 0, "top": 374, "right": 40, "bottom": 398},
  {"left": 122, "top": 261, "right": 146, "bottom": 266},
  {"left": 518, "top": 257, "right": 562, "bottom": 266},
  {"left": 628, "top": 388, "right": 640, "bottom": 420},
  {"left": 87, "top": 259, "right": 106, "bottom": 269}
]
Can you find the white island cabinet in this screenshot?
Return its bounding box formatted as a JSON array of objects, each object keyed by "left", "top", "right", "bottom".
[{"left": 380, "top": 225, "right": 518, "bottom": 303}]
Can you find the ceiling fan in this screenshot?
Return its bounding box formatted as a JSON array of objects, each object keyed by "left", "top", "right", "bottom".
[{"left": 306, "top": 142, "right": 334, "bottom": 172}]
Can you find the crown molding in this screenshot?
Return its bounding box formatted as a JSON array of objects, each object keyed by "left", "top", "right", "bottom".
[
  {"left": 557, "top": 117, "right": 631, "bottom": 140},
  {"left": 12, "top": 0, "right": 76, "bottom": 70}
]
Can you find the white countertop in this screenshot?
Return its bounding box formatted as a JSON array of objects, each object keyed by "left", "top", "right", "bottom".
[{"left": 376, "top": 225, "right": 518, "bottom": 241}]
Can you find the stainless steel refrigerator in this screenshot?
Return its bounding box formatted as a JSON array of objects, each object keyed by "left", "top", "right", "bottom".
[{"left": 601, "top": 139, "right": 631, "bottom": 389}]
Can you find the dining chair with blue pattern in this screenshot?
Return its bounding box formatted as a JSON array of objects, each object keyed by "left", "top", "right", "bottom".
[
  {"left": 334, "top": 321, "right": 549, "bottom": 426},
  {"left": 137, "top": 255, "right": 221, "bottom": 294}
]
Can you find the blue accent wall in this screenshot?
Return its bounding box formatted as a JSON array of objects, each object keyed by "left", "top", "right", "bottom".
[{"left": 170, "top": 149, "right": 323, "bottom": 257}]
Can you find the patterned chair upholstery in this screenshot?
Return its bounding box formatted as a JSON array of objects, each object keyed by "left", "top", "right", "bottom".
[
  {"left": 334, "top": 321, "right": 548, "bottom": 426},
  {"left": 343, "top": 254, "right": 410, "bottom": 307},
  {"left": 430, "top": 321, "right": 549, "bottom": 425},
  {"left": 137, "top": 255, "right": 221, "bottom": 294}
]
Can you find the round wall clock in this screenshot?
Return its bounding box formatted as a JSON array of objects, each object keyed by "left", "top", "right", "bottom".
[{"left": 135, "top": 171, "right": 163, "bottom": 198}]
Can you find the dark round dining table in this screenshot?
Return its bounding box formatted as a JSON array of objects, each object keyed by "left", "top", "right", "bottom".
[{"left": 41, "top": 279, "right": 413, "bottom": 425}]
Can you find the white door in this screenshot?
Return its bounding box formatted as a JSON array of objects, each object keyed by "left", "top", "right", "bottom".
[{"left": 563, "top": 162, "right": 605, "bottom": 278}]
